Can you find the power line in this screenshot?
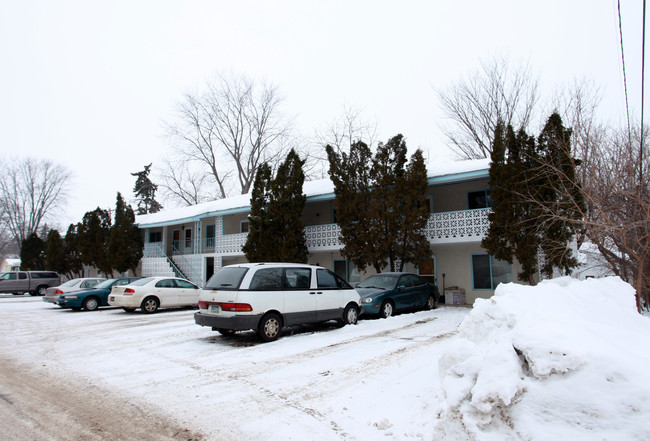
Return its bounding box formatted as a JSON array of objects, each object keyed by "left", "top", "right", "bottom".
[
  {"left": 618, "top": 0, "right": 633, "bottom": 147},
  {"left": 641, "top": 0, "right": 646, "bottom": 184}
]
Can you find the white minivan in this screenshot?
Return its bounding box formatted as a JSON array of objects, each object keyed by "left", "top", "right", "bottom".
[{"left": 194, "top": 263, "right": 361, "bottom": 342}]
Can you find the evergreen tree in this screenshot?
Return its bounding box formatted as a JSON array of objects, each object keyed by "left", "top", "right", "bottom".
[
  {"left": 243, "top": 150, "right": 308, "bottom": 263},
  {"left": 78, "top": 208, "right": 113, "bottom": 276},
  {"left": 482, "top": 113, "right": 582, "bottom": 284},
  {"left": 45, "top": 229, "right": 66, "bottom": 275},
  {"left": 326, "top": 140, "right": 380, "bottom": 271},
  {"left": 396, "top": 149, "right": 431, "bottom": 270},
  {"left": 534, "top": 112, "right": 583, "bottom": 277},
  {"left": 108, "top": 193, "right": 144, "bottom": 275},
  {"left": 327, "top": 134, "right": 431, "bottom": 272},
  {"left": 64, "top": 223, "right": 83, "bottom": 278},
  {"left": 20, "top": 233, "right": 45, "bottom": 270},
  {"left": 242, "top": 163, "right": 273, "bottom": 261},
  {"left": 268, "top": 149, "right": 308, "bottom": 263},
  {"left": 132, "top": 163, "right": 163, "bottom": 215}
]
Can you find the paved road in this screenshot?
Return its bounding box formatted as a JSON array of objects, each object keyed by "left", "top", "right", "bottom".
[{"left": 0, "top": 356, "right": 204, "bottom": 441}]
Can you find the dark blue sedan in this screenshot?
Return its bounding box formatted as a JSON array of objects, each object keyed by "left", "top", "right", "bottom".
[
  {"left": 356, "top": 272, "right": 439, "bottom": 318},
  {"left": 57, "top": 277, "right": 142, "bottom": 311}
]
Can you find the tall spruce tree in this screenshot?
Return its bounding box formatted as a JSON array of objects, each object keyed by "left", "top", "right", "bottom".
[
  {"left": 108, "top": 193, "right": 144, "bottom": 275},
  {"left": 78, "top": 208, "right": 113, "bottom": 276},
  {"left": 327, "top": 134, "right": 431, "bottom": 273},
  {"left": 326, "top": 140, "right": 380, "bottom": 271},
  {"left": 45, "top": 229, "right": 66, "bottom": 275},
  {"left": 64, "top": 223, "right": 83, "bottom": 278},
  {"left": 243, "top": 149, "right": 308, "bottom": 263},
  {"left": 242, "top": 163, "right": 273, "bottom": 261},
  {"left": 482, "top": 113, "right": 582, "bottom": 284},
  {"left": 20, "top": 232, "right": 45, "bottom": 270},
  {"left": 132, "top": 163, "right": 163, "bottom": 215},
  {"left": 534, "top": 112, "right": 583, "bottom": 277}
]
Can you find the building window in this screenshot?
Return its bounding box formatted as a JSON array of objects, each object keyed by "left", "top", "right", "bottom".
[
  {"left": 240, "top": 220, "right": 249, "bottom": 233},
  {"left": 184, "top": 228, "right": 192, "bottom": 248},
  {"left": 205, "top": 224, "right": 215, "bottom": 248},
  {"left": 467, "top": 189, "right": 492, "bottom": 209},
  {"left": 149, "top": 231, "right": 162, "bottom": 243},
  {"left": 334, "top": 260, "right": 361, "bottom": 285},
  {"left": 472, "top": 254, "right": 512, "bottom": 290}
]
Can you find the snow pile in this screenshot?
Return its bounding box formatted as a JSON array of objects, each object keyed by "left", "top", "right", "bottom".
[{"left": 435, "top": 277, "right": 650, "bottom": 441}]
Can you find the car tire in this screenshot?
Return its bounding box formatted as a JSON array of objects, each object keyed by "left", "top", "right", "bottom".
[
  {"left": 425, "top": 295, "right": 435, "bottom": 310},
  {"left": 379, "top": 301, "right": 394, "bottom": 319},
  {"left": 37, "top": 285, "right": 48, "bottom": 296},
  {"left": 341, "top": 304, "right": 359, "bottom": 326},
  {"left": 83, "top": 297, "right": 99, "bottom": 311},
  {"left": 258, "top": 313, "right": 282, "bottom": 342},
  {"left": 217, "top": 328, "right": 236, "bottom": 336},
  {"left": 122, "top": 308, "right": 136, "bottom": 313},
  {"left": 141, "top": 297, "right": 159, "bottom": 314}
]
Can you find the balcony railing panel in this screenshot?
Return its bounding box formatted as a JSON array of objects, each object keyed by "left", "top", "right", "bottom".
[{"left": 209, "top": 209, "right": 489, "bottom": 255}]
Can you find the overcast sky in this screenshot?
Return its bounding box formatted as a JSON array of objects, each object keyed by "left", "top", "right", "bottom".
[{"left": 0, "top": 0, "right": 645, "bottom": 229}]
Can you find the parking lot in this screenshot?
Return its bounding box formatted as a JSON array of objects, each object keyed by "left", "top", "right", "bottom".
[{"left": 0, "top": 295, "right": 469, "bottom": 440}]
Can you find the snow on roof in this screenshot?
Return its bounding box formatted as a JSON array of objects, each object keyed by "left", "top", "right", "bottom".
[{"left": 136, "top": 158, "right": 490, "bottom": 227}]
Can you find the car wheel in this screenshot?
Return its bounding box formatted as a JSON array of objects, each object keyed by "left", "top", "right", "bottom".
[
  {"left": 341, "top": 304, "right": 359, "bottom": 325},
  {"left": 83, "top": 297, "right": 99, "bottom": 311},
  {"left": 258, "top": 313, "right": 282, "bottom": 342},
  {"left": 425, "top": 295, "right": 435, "bottom": 310},
  {"left": 217, "top": 328, "right": 236, "bottom": 336},
  {"left": 141, "top": 297, "right": 159, "bottom": 314},
  {"left": 122, "top": 308, "right": 136, "bottom": 313},
  {"left": 37, "top": 285, "right": 47, "bottom": 296},
  {"left": 379, "top": 301, "right": 394, "bottom": 319}
]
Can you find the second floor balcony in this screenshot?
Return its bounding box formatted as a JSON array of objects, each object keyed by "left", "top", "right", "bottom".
[{"left": 208, "top": 208, "right": 490, "bottom": 256}]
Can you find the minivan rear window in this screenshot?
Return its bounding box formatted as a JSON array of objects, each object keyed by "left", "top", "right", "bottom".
[{"left": 205, "top": 267, "right": 249, "bottom": 290}]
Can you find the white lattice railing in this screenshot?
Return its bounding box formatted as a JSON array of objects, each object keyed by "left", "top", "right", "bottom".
[
  {"left": 211, "top": 209, "right": 489, "bottom": 255},
  {"left": 305, "top": 224, "right": 342, "bottom": 250},
  {"left": 423, "top": 208, "right": 490, "bottom": 242}
]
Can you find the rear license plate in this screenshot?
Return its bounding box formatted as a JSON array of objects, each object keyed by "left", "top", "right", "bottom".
[{"left": 209, "top": 305, "right": 221, "bottom": 313}]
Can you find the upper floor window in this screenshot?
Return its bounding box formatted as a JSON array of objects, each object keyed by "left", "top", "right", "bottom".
[
  {"left": 184, "top": 228, "right": 192, "bottom": 248},
  {"left": 467, "top": 189, "right": 492, "bottom": 209}
]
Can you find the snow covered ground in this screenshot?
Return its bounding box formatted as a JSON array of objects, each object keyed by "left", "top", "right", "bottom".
[{"left": 1, "top": 276, "right": 649, "bottom": 440}]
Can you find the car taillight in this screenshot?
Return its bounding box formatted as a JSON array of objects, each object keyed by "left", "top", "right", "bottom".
[
  {"left": 55, "top": 289, "right": 63, "bottom": 294},
  {"left": 220, "top": 303, "right": 253, "bottom": 312},
  {"left": 124, "top": 288, "right": 135, "bottom": 295},
  {"left": 199, "top": 301, "right": 252, "bottom": 312}
]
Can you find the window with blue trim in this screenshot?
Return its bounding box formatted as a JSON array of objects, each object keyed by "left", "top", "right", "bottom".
[
  {"left": 467, "top": 189, "right": 492, "bottom": 209},
  {"left": 472, "top": 254, "right": 512, "bottom": 289}
]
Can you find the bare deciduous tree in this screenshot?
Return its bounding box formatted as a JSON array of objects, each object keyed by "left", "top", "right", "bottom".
[
  {"left": 308, "top": 105, "right": 378, "bottom": 179},
  {"left": 163, "top": 73, "right": 292, "bottom": 205},
  {"left": 0, "top": 157, "right": 71, "bottom": 250},
  {"left": 518, "top": 126, "right": 649, "bottom": 310},
  {"left": 436, "top": 56, "right": 539, "bottom": 159}
]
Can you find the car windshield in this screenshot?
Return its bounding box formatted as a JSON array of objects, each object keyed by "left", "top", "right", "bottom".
[
  {"left": 93, "top": 279, "right": 119, "bottom": 289},
  {"left": 357, "top": 275, "right": 398, "bottom": 290},
  {"left": 205, "top": 267, "right": 248, "bottom": 290}
]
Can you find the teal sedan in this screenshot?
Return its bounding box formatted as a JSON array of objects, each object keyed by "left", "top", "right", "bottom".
[
  {"left": 356, "top": 272, "right": 439, "bottom": 318},
  {"left": 57, "top": 277, "right": 142, "bottom": 311}
]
